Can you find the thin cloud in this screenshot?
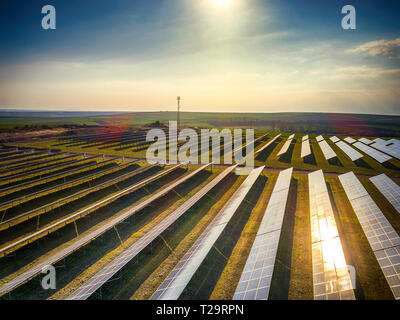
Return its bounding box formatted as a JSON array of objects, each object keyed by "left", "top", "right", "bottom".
[
  {"left": 348, "top": 38, "right": 400, "bottom": 59},
  {"left": 326, "top": 65, "right": 400, "bottom": 80}
]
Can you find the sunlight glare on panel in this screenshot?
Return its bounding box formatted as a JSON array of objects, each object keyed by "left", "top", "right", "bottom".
[{"left": 309, "top": 170, "right": 355, "bottom": 300}]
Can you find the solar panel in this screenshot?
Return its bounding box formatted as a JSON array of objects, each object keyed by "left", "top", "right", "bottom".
[
  {"left": 335, "top": 141, "right": 363, "bottom": 162},
  {"left": 288, "top": 134, "right": 295, "bottom": 140},
  {"left": 316, "top": 135, "right": 324, "bottom": 142},
  {"left": 255, "top": 134, "right": 281, "bottom": 154},
  {"left": 330, "top": 136, "right": 340, "bottom": 143},
  {"left": 370, "top": 139, "right": 400, "bottom": 160},
  {"left": 352, "top": 142, "right": 392, "bottom": 163},
  {"left": 277, "top": 139, "right": 292, "bottom": 156},
  {"left": 301, "top": 140, "right": 311, "bottom": 158},
  {"left": 370, "top": 174, "right": 400, "bottom": 214},
  {"left": 344, "top": 137, "right": 356, "bottom": 144},
  {"left": 371, "top": 138, "right": 388, "bottom": 146},
  {"left": 309, "top": 170, "right": 355, "bottom": 300},
  {"left": 150, "top": 166, "right": 265, "bottom": 300},
  {"left": 302, "top": 135, "right": 309, "bottom": 142},
  {"left": 0, "top": 164, "right": 209, "bottom": 297},
  {"left": 66, "top": 164, "right": 237, "bottom": 300},
  {"left": 318, "top": 140, "right": 337, "bottom": 160},
  {"left": 339, "top": 172, "right": 400, "bottom": 300},
  {"left": 359, "top": 138, "right": 373, "bottom": 145},
  {"left": 233, "top": 168, "right": 293, "bottom": 300}
]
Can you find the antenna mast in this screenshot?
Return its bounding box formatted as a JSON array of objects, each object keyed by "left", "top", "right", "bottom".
[{"left": 177, "top": 96, "right": 181, "bottom": 129}]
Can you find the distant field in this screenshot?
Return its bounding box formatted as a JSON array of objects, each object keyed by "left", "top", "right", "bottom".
[{"left": 0, "top": 110, "right": 399, "bottom": 137}]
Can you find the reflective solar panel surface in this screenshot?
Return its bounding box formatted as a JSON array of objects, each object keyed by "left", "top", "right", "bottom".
[
  {"left": 339, "top": 172, "right": 400, "bottom": 300},
  {"left": 318, "top": 140, "right": 337, "bottom": 160},
  {"left": 371, "top": 139, "right": 400, "bottom": 160},
  {"left": 344, "top": 137, "right": 356, "bottom": 144},
  {"left": 335, "top": 141, "right": 363, "bottom": 161},
  {"left": 316, "top": 135, "right": 324, "bottom": 142},
  {"left": 277, "top": 139, "right": 292, "bottom": 156},
  {"left": 151, "top": 166, "right": 265, "bottom": 300},
  {"left": 288, "top": 134, "right": 295, "bottom": 140},
  {"left": 301, "top": 140, "right": 311, "bottom": 158},
  {"left": 352, "top": 142, "right": 392, "bottom": 163},
  {"left": 233, "top": 167, "right": 293, "bottom": 300},
  {"left": 359, "top": 138, "right": 373, "bottom": 145},
  {"left": 330, "top": 136, "right": 340, "bottom": 143},
  {"left": 309, "top": 170, "right": 355, "bottom": 300},
  {"left": 302, "top": 135, "right": 309, "bottom": 142},
  {"left": 371, "top": 138, "right": 388, "bottom": 147},
  {"left": 370, "top": 174, "right": 400, "bottom": 214},
  {"left": 389, "top": 139, "right": 400, "bottom": 145}
]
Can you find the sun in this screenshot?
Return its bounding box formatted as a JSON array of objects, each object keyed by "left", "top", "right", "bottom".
[{"left": 214, "top": 0, "right": 230, "bottom": 6}]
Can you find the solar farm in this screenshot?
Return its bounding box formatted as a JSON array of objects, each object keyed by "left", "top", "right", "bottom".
[{"left": 0, "top": 127, "right": 400, "bottom": 301}]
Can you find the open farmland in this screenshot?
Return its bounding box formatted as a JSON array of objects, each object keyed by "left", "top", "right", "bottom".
[{"left": 0, "top": 119, "right": 400, "bottom": 301}]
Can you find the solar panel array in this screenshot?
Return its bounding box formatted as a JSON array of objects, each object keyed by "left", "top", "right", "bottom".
[
  {"left": 0, "top": 159, "right": 138, "bottom": 211},
  {"left": 370, "top": 139, "right": 400, "bottom": 160},
  {"left": 318, "top": 140, "right": 337, "bottom": 160},
  {"left": 0, "top": 164, "right": 208, "bottom": 297},
  {"left": 0, "top": 164, "right": 183, "bottom": 257},
  {"left": 151, "top": 166, "right": 265, "bottom": 300},
  {"left": 344, "top": 137, "right": 356, "bottom": 144},
  {"left": 359, "top": 138, "right": 373, "bottom": 145},
  {"left": 330, "top": 136, "right": 340, "bottom": 143},
  {"left": 302, "top": 135, "right": 309, "bottom": 142},
  {"left": 301, "top": 139, "right": 311, "bottom": 158},
  {"left": 316, "top": 135, "right": 324, "bottom": 142},
  {"left": 370, "top": 174, "right": 400, "bottom": 214},
  {"left": 255, "top": 134, "right": 281, "bottom": 154},
  {"left": 309, "top": 170, "right": 355, "bottom": 300},
  {"left": 66, "top": 164, "right": 237, "bottom": 300},
  {"left": 352, "top": 142, "right": 392, "bottom": 163},
  {"left": 233, "top": 168, "right": 293, "bottom": 300},
  {"left": 335, "top": 141, "right": 363, "bottom": 162},
  {"left": 0, "top": 157, "right": 114, "bottom": 197},
  {"left": 339, "top": 172, "right": 400, "bottom": 300}
]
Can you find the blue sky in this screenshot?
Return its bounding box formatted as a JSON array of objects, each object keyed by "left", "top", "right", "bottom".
[{"left": 1, "top": 0, "right": 399, "bottom": 114}]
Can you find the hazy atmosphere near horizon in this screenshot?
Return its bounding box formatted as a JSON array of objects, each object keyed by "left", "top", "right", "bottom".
[{"left": 0, "top": 0, "right": 400, "bottom": 114}]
